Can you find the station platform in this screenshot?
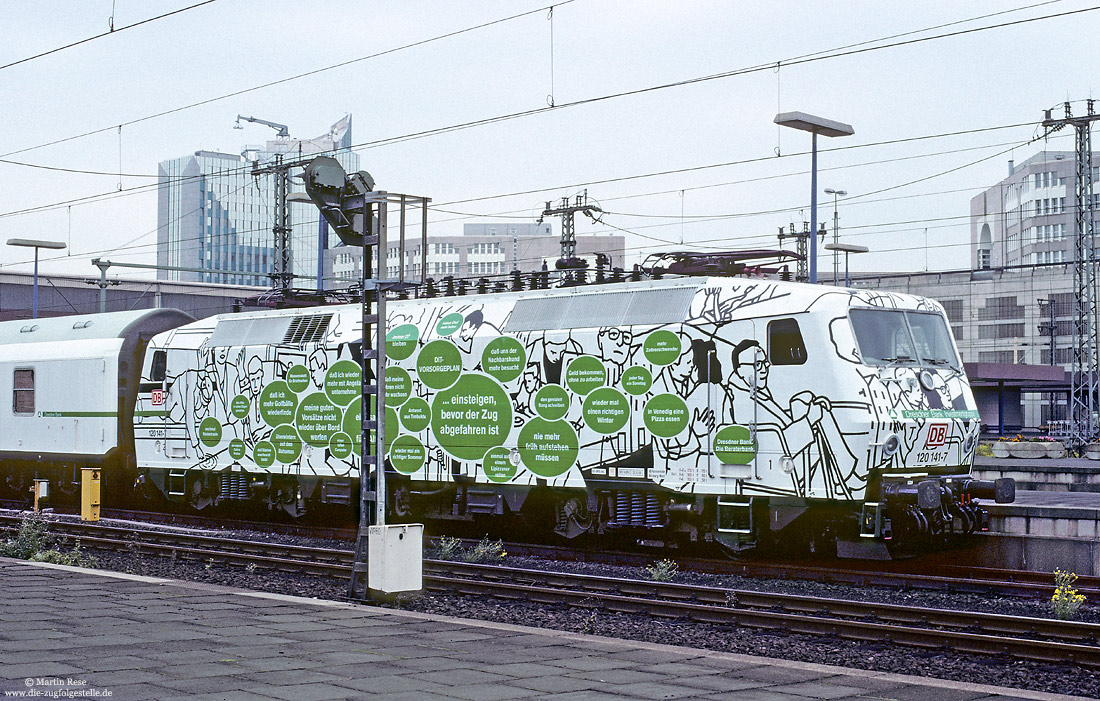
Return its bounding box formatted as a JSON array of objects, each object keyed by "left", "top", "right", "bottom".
[
  {"left": 0, "top": 558, "right": 1076, "bottom": 701},
  {"left": 974, "top": 456, "right": 1100, "bottom": 493},
  {"left": 979, "top": 489, "right": 1100, "bottom": 576}
]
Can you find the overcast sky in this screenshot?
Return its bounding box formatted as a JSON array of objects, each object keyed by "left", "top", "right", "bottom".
[{"left": 0, "top": 1, "right": 1097, "bottom": 282}]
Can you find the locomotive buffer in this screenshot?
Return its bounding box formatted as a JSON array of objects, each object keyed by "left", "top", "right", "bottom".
[{"left": 302, "top": 155, "right": 428, "bottom": 601}]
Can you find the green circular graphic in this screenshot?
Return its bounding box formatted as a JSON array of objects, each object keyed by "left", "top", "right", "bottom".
[
  {"left": 329, "top": 432, "right": 353, "bottom": 459},
  {"left": 643, "top": 330, "right": 682, "bottom": 366},
  {"left": 482, "top": 446, "right": 517, "bottom": 483},
  {"left": 231, "top": 394, "right": 250, "bottom": 419},
  {"left": 253, "top": 441, "right": 275, "bottom": 468},
  {"left": 518, "top": 418, "right": 579, "bottom": 478},
  {"left": 343, "top": 397, "right": 362, "bottom": 450},
  {"left": 621, "top": 366, "right": 652, "bottom": 396},
  {"left": 399, "top": 397, "right": 431, "bottom": 433},
  {"left": 565, "top": 355, "right": 606, "bottom": 396},
  {"left": 582, "top": 387, "right": 630, "bottom": 435},
  {"left": 436, "top": 313, "right": 463, "bottom": 337},
  {"left": 295, "top": 392, "right": 343, "bottom": 447},
  {"left": 286, "top": 364, "right": 310, "bottom": 393},
  {"left": 386, "top": 324, "right": 419, "bottom": 360},
  {"left": 271, "top": 424, "right": 302, "bottom": 464},
  {"left": 324, "top": 360, "right": 361, "bottom": 407},
  {"left": 258, "top": 380, "right": 297, "bottom": 427},
  {"left": 430, "top": 373, "right": 512, "bottom": 461},
  {"left": 482, "top": 336, "right": 526, "bottom": 383},
  {"left": 714, "top": 425, "right": 755, "bottom": 465},
  {"left": 198, "top": 417, "right": 222, "bottom": 447},
  {"left": 385, "top": 366, "right": 412, "bottom": 407},
  {"left": 389, "top": 434, "right": 426, "bottom": 474},
  {"left": 228, "top": 438, "right": 246, "bottom": 461},
  {"left": 417, "top": 340, "right": 462, "bottom": 390},
  {"left": 533, "top": 384, "right": 570, "bottom": 421},
  {"left": 643, "top": 393, "right": 690, "bottom": 438}
]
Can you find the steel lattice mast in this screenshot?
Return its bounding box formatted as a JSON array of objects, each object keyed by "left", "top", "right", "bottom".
[{"left": 1042, "top": 101, "right": 1100, "bottom": 450}]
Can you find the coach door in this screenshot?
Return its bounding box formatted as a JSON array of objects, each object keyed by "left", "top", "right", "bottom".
[{"left": 713, "top": 320, "right": 759, "bottom": 481}]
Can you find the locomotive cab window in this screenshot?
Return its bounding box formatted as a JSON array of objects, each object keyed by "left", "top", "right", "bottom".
[
  {"left": 150, "top": 350, "right": 167, "bottom": 382},
  {"left": 767, "top": 318, "right": 807, "bottom": 365},
  {"left": 13, "top": 368, "right": 34, "bottom": 415},
  {"left": 850, "top": 308, "right": 958, "bottom": 368}
]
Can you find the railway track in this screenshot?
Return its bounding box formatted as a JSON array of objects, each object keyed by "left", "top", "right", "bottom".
[
  {"left": 3, "top": 510, "right": 1098, "bottom": 598},
  {"left": 3, "top": 514, "right": 1098, "bottom": 668}
]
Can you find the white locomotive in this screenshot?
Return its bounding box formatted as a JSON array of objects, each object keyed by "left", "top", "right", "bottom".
[{"left": 0, "top": 277, "right": 1013, "bottom": 557}]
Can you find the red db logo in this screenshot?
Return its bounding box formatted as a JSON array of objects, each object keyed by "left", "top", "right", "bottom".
[
  {"left": 151, "top": 389, "right": 164, "bottom": 406},
  {"left": 925, "top": 423, "right": 948, "bottom": 449}
]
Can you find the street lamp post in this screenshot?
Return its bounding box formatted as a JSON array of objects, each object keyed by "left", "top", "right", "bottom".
[
  {"left": 824, "top": 242, "right": 868, "bottom": 287},
  {"left": 774, "top": 112, "right": 855, "bottom": 284},
  {"left": 7, "top": 238, "right": 66, "bottom": 319},
  {"left": 824, "top": 188, "right": 847, "bottom": 285}
]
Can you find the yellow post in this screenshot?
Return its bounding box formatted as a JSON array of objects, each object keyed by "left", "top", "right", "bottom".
[
  {"left": 81, "top": 469, "right": 100, "bottom": 522},
  {"left": 30, "top": 479, "right": 48, "bottom": 513}
]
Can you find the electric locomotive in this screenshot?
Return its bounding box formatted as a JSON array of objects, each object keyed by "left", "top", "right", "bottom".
[{"left": 111, "top": 275, "right": 1013, "bottom": 558}]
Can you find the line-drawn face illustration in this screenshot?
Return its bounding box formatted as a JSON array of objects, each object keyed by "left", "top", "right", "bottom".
[
  {"left": 597, "top": 326, "right": 632, "bottom": 367},
  {"left": 459, "top": 309, "right": 483, "bottom": 344},
  {"left": 247, "top": 356, "right": 263, "bottom": 395},
  {"left": 731, "top": 339, "right": 769, "bottom": 389}
]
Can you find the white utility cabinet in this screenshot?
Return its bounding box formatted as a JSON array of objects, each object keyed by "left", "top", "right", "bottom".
[{"left": 367, "top": 523, "right": 424, "bottom": 595}]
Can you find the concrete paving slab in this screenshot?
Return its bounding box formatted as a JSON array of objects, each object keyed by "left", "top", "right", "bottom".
[{"left": 0, "top": 557, "right": 1083, "bottom": 701}]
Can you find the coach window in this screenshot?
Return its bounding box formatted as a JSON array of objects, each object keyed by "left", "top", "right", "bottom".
[
  {"left": 150, "top": 350, "right": 167, "bottom": 382},
  {"left": 13, "top": 368, "right": 34, "bottom": 415},
  {"left": 767, "top": 318, "right": 807, "bottom": 365}
]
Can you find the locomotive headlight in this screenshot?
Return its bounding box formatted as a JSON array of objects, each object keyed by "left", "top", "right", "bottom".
[
  {"left": 962, "top": 432, "right": 977, "bottom": 455},
  {"left": 779, "top": 456, "right": 795, "bottom": 474},
  {"left": 918, "top": 370, "right": 935, "bottom": 391},
  {"left": 882, "top": 433, "right": 901, "bottom": 458}
]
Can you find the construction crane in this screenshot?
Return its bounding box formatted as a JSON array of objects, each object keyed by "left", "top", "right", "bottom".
[{"left": 234, "top": 114, "right": 290, "bottom": 138}]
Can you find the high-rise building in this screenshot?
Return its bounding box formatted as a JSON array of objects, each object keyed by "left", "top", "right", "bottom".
[
  {"left": 969, "top": 150, "right": 1098, "bottom": 270},
  {"left": 157, "top": 116, "right": 358, "bottom": 286}
]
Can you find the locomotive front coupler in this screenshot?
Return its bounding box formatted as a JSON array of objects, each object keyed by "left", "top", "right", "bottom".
[{"left": 881, "top": 475, "right": 1015, "bottom": 509}]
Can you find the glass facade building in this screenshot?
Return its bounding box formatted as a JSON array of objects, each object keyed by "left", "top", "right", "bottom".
[{"left": 157, "top": 116, "right": 359, "bottom": 287}]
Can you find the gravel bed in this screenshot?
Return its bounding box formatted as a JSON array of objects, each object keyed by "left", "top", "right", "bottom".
[{"left": 79, "top": 535, "right": 1100, "bottom": 699}]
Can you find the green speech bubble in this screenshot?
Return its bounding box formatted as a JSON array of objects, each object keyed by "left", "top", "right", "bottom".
[
  {"left": 482, "top": 336, "right": 526, "bottom": 382},
  {"left": 643, "top": 393, "right": 689, "bottom": 438},
  {"left": 621, "top": 366, "right": 652, "bottom": 396},
  {"left": 417, "top": 340, "right": 462, "bottom": 390},
  {"left": 431, "top": 373, "right": 511, "bottom": 461},
  {"left": 714, "top": 425, "right": 755, "bottom": 465},
  {"left": 518, "top": 417, "right": 578, "bottom": 478},
  {"left": 565, "top": 355, "right": 606, "bottom": 396},
  {"left": 259, "top": 381, "right": 297, "bottom": 427},
  {"left": 643, "top": 330, "right": 681, "bottom": 366},
  {"left": 582, "top": 387, "right": 630, "bottom": 435},
  {"left": 533, "top": 384, "right": 570, "bottom": 421},
  {"left": 386, "top": 324, "right": 419, "bottom": 360}
]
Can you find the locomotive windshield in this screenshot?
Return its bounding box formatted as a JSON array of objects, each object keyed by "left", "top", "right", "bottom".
[{"left": 850, "top": 308, "right": 959, "bottom": 369}]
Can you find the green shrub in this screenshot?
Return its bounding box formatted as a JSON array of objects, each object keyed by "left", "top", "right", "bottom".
[{"left": 0, "top": 514, "right": 97, "bottom": 567}]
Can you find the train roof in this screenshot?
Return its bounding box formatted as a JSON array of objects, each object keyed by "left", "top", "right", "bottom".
[
  {"left": 0, "top": 308, "right": 195, "bottom": 345},
  {"left": 178, "top": 276, "right": 944, "bottom": 347}
]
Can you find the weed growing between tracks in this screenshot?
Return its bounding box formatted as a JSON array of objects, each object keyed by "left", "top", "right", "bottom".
[
  {"left": 0, "top": 512, "right": 97, "bottom": 567},
  {"left": 1051, "top": 568, "right": 1087, "bottom": 620},
  {"left": 645, "top": 558, "right": 680, "bottom": 582},
  {"left": 432, "top": 535, "right": 507, "bottom": 563}
]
